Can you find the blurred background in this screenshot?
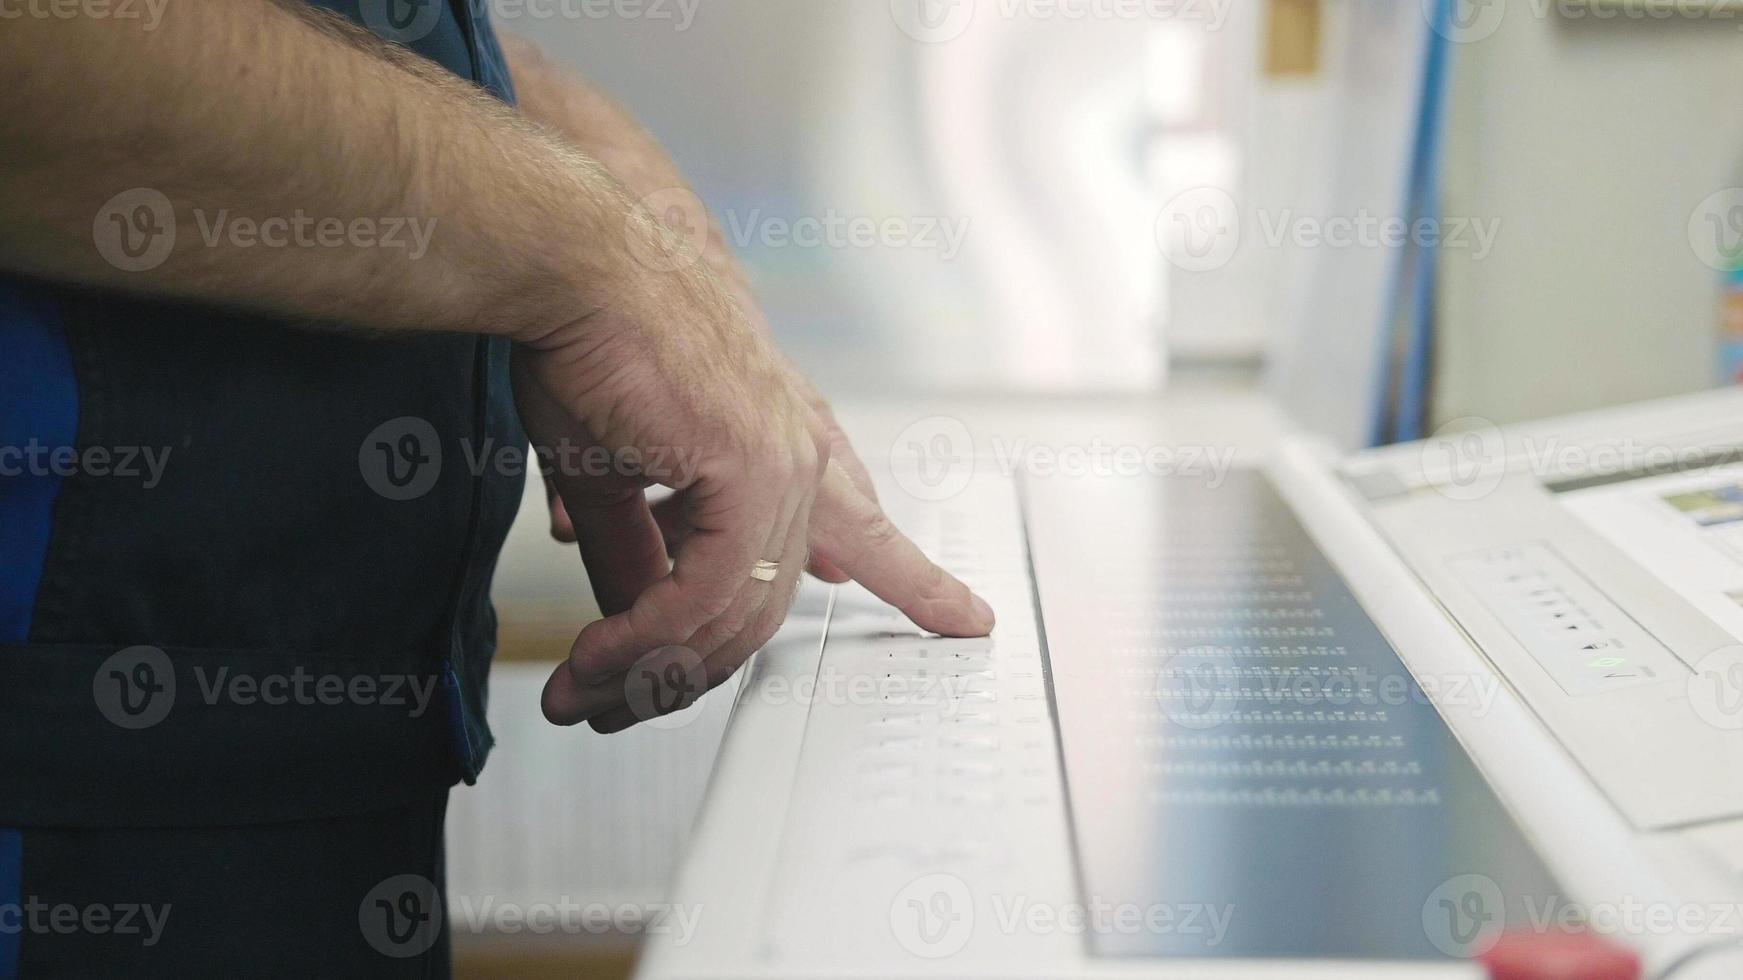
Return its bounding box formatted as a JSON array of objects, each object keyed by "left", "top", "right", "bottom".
[{"left": 455, "top": 1, "right": 1743, "bottom": 975}]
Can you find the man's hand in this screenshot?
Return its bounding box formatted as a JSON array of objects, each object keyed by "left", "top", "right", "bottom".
[
  {"left": 499, "top": 31, "right": 989, "bottom": 729},
  {"left": 517, "top": 240, "right": 993, "bottom": 733},
  {"left": 539, "top": 370, "right": 877, "bottom": 587}
]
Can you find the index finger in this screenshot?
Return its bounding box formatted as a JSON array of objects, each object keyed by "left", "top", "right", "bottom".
[{"left": 808, "top": 467, "right": 994, "bottom": 637}]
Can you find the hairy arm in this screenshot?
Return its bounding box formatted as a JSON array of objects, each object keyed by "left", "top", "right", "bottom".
[
  {"left": 498, "top": 31, "right": 751, "bottom": 302},
  {"left": 500, "top": 31, "right": 884, "bottom": 560},
  {"left": 0, "top": 1, "right": 651, "bottom": 340}
]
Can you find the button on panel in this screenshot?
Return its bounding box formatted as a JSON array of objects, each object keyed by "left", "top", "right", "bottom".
[
  {"left": 1449, "top": 542, "right": 1684, "bottom": 696},
  {"left": 760, "top": 473, "right": 1077, "bottom": 967}
]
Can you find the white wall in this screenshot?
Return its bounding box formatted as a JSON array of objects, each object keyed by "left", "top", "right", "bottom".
[
  {"left": 514, "top": 1, "right": 1171, "bottom": 394},
  {"left": 1439, "top": 4, "right": 1743, "bottom": 426}
]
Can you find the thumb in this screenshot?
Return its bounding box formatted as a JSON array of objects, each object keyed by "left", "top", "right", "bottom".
[{"left": 543, "top": 474, "right": 577, "bottom": 543}]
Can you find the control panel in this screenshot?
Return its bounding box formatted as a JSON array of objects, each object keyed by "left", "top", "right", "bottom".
[{"left": 1448, "top": 543, "right": 1683, "bottom": 697}]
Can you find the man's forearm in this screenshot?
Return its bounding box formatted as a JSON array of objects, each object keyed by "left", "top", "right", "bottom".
[
  {"left": 0, "top": 2, "right": 648, "bottom": 341},
  {"left": 500, "top": 32, "right": 756, "bottom": 305}
]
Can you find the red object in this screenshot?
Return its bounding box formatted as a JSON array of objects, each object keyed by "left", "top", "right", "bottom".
[{"left": 1480, "top": 932, "right": 1641, "bottom": 980}]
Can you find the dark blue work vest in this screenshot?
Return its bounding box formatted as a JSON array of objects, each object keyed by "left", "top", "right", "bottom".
[{"left": 0, "top": 0, "right": 525, "bottom": 827}]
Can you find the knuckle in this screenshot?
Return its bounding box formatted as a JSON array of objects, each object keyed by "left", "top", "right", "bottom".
[
  {"left": 793, "top": 437, "right": 822, "bottom": 483},
  {"left": 861, "top": 511, "right": 902, "bottom": 554},
  {"left": 696, "top": 619, "right": 735, "bottom": 652},
  {"left": 689, "top": 587, "right": 738, "bottom": 623},
  {"left": 738, "top": 617, "right": 782, "bottom": 661},
  {"left": 761, "top": 446, "right": 798, "bottom": 485},
  {"left": 756, "top": 592, "right": 793, "bottom": 635}
]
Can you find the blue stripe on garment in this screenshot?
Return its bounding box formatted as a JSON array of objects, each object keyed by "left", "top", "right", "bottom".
[
  {"left": 0, "top": 282, "right": 79, "bottom": 644},
  {"left": 0, "top": 829, "right": 20, "bottom": 980}
]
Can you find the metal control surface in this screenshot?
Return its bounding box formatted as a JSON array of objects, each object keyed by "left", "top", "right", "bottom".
[{"left": 1028, "top": 470, "right": 1563, "bottom": 960}]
